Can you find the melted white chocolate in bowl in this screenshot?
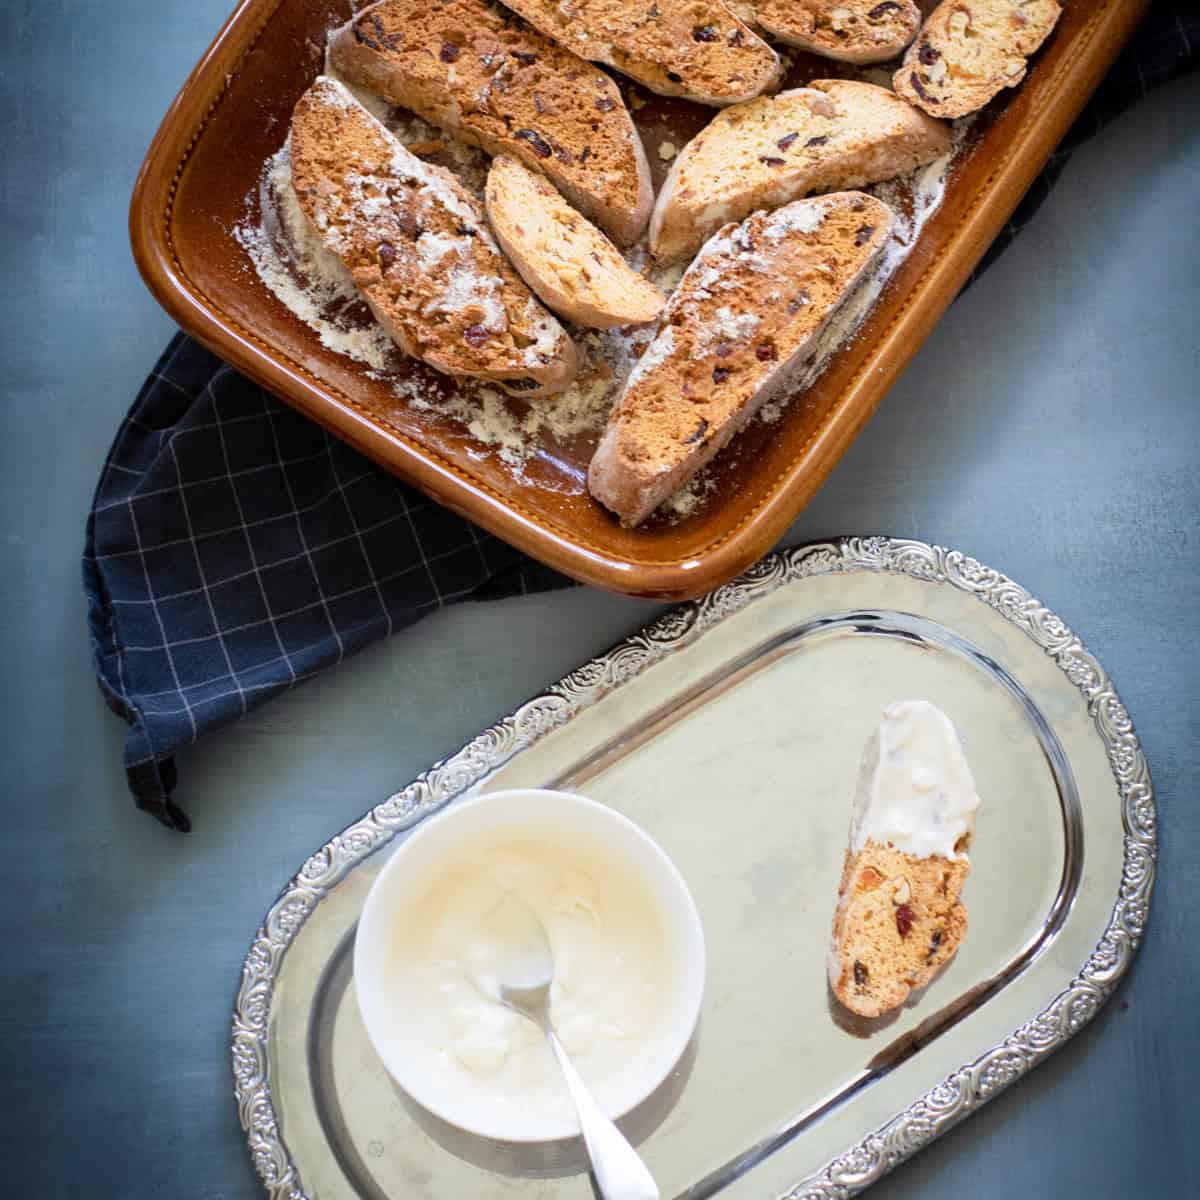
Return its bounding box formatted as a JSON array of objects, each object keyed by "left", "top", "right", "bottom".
[{"left": 371, "top": 833, "right": 681, "bottom": 1139}]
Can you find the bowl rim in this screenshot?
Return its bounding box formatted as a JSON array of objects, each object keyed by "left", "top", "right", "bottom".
[{"left": 352, "top": 787, "right": 707, "bottom": 1144}]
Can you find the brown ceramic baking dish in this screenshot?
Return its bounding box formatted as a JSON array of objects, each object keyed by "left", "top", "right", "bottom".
[{"left": 130, "top": 0, "right": 1148, "bottom": 600}]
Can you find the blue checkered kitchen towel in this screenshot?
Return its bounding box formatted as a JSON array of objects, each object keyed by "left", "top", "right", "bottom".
[{"left": 85, "top": 3, "right": 1197, "bottom": 829}]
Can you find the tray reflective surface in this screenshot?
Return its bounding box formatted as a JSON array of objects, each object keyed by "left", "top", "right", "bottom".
[{"left": 234, "top": 539, "right": 1154, "bottom": 1198}]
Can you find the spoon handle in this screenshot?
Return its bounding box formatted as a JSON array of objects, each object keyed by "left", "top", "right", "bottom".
[{"left": 546, "top": 1031, "right": 660, "bottom": 1200}]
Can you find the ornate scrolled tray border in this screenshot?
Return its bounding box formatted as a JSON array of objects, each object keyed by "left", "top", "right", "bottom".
[{"left": 231, "top": 537, "right": 1156, "bottom": 1198}]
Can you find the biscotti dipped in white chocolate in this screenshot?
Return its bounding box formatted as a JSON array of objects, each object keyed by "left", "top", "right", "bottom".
[{"left": 828, "top": 700, "right": 982, "bottom": 1018}]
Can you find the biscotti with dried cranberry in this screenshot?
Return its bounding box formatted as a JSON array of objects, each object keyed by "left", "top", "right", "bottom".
[
  {"left": 894, "top": 0, "right": 1062, "bottom": 119},
  {"left": 589, "top": 192, "right": 892, "bottom": 525},
  {"left": 327, "top": 0, "right": 652, "bottom": 244},
  {"left": 498, "top": 0, "right": 781, "bottom": 106},
  {"left": 290, "top": 77, "right": 577, "bottom": 396},
  {"left": 828, "top": 842, "right": 970, "bottom": 1018},
  {"left": 650, "top": 79, "right": 950, "bottom": 265},
  {"left": 828, "top": 699, "right": 982, "bottom": 1019},
  {"left": 485, "top": 156, "right": 665, "bottom": 329},
  {"left": 753, "top": 1, "right": 921, "bottom": 65}
]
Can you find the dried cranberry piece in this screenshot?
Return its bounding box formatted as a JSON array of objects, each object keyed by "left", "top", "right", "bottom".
[
  {"left": 853, "top": 961, "right": 868, "bottom": 988},
  {"left": 463, "top": 325, "right": 489, "bottom": 348},
  {"left": 758, "top": 156, "right": 785, "bottom": 167},
  {"left": 777, "top": 132, "right": 798, "bottom": 152},
  {"left": 396, "top": 212, "right": 421, "bottom": 240},
  {"left": 755, "top": 342, "right": 777, "bottom": 362},
  {"left": 377, "top": 241, "right": 396, "bottom": 270},
  {"left": 895, "top": 904, "right": 915, "bottom": 938},
  {"left": 595, "top": 95, "right": 615, "bottom": 112},
  {"left": 728, "top": 28, "right": 744, "bottom": 46},
  {"left": 868, "top": 1, "right": 902, "bottom": 17},
  {"left": 910, "top": 74, "right": 933, "bottom": 101},
  {"left": 918, "top": 42, "right": 941, "bottom": 65},
  {"left": 787, "top": 289, "right": 810, "bottom": 312},
  {"left": 693, "top": 25, "right": 718, "bottom": 42},
  {"left": 714, "top": 342, "right": 735, "bottom": 358},
  {"left": 806, "top": 135, "right": 829, "bottom": 148},
  {"left": 514, "top": 128, "right": 553, "bottom": 158},
  {"left": 712, "top": 367, "right": 730, "bottom": 383},
  {"left": 685, "top": 418, "right": 709, "bottom": 444},
  {"left": 855, "top": 224, "right": 876, "bottom": 245},
  {"left": 439, "top": 42, "right": 460, "bottom": 63},
  {"left": 510, "top": 50, "right": 537, "bottom": 64}
]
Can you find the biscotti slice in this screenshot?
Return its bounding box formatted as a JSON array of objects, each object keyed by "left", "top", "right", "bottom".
[
  {"left": 327, "top": 0, "right": 652, "bottom": 244},
  {"left": 499, "top": 0, "right": 781, "bottom": 106},
  {"left": 828, "top": 700, "right": 982, "bottom": 1019},
  {"left": 650, "top": 79, "right": 949, "bottom": 265},
  {"left": 894, "top": 0, "right": 1062, "bottom": 118},
  {"left": 485, "top": 156, "right": 666, "bottom": 329},
  {"left": 290, "top": 77, "right": 576, "bottom": 396},
  {"left": 753, "top": 1, "right": 921, "bottom": 65},
  {"left": 589, "top": 192, "right": 891, "bottom": 525}
]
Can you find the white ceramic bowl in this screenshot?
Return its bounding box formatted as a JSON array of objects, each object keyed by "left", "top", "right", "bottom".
[{"left": 354, "top": 788, "right": 706, "bottom": 1143}]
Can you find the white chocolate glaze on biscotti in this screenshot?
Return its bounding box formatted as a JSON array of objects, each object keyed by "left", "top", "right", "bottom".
[{"left": 850, "top": 699, "right": 982, "bottom": 860}]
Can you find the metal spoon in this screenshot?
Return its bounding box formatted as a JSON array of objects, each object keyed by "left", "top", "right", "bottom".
[{"left": 479, "top": 892, "right": 660, "bottom": 1200}]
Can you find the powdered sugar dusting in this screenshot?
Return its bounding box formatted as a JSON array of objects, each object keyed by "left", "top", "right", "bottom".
[
  {"left": 763, "top": 200, "right": 824, "bottom": 240},
  {"left": 235, "top": 139, "right": 398, "bottom": 372},
  {"left": 235, "top": 53, "right": 971, "bottom": 517}
]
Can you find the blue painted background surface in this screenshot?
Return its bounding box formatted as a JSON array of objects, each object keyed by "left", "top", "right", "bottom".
[{"left": 0, "top": 4, "right": 1196, "bottom": 1197}]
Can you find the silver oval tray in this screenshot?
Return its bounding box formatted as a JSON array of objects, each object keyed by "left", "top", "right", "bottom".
[{"left": 233, "top": 538, "right": 1156, "bottom": 1199}]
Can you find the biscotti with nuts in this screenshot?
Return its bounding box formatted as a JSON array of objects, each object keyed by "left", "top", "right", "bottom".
[
  {"left": 498, "top": 0, "right": 781, "bottom": 106},
  {"left": 327, "top": 0, "right": 653, "bottom": 244},
  {"left": 589, "top": 192, "right": 892, "bottom": 525},
  {"left": 290, "top": 77, "right": 577, "bottom": 396},
  {"left": 893, "top": 0, "right": 1062, "bottom": 119},
  {"left": 650, "top": 80, "right": 950, "bottom": 265},
  {"left": 828, "top": 700, "right": 982, "bottom": 1019},
  {"left": 753, "top": 1, "right": 921, "bottom": 65},
  {"left": 829, "top": 842, "right": 970, "bottom": 1018},
  {"left": 485, "top": 156, "right": 666, "bottom": 329}
]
